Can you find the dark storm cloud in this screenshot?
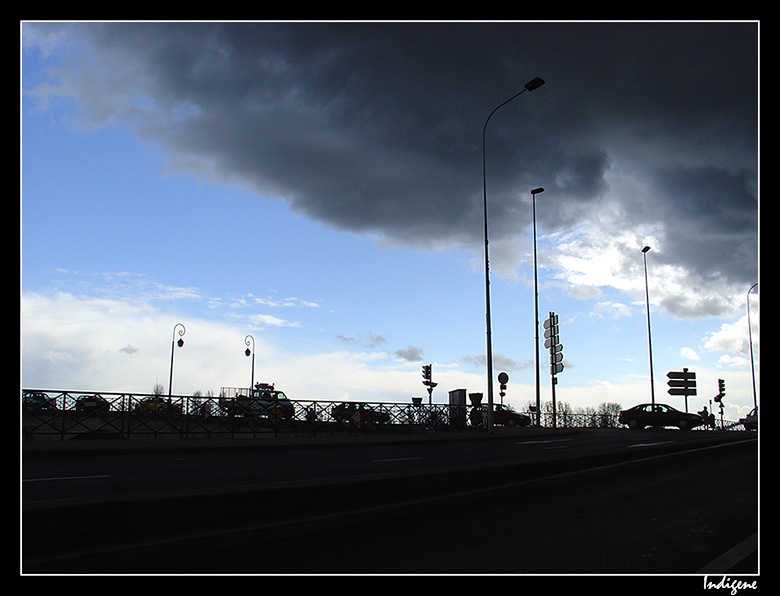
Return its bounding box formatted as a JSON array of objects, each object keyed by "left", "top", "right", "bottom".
[{"left": 24, "top": 21, "right": 758, "bottom": 290}]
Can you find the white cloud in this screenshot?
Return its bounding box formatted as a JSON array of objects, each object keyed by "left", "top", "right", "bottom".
[
  {"left": 703, "top": 314, "right": 757, "bottom": 356},
  {"left": 680, "top": 347, "right": 700, "bottom": 361},
  {"left": 247, "top": 313, "right": 299, "bottom": 328}
]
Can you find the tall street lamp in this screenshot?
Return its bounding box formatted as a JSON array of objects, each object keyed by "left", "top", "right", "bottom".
[
  {"left": 747, "top": 283, "right": 758, "bottom": 409},
  {"left": 245, "top": 334, "right": 256, "bottom": 391},
  {"left": 531, "top": 186, "right": 545, "bottom": 425},
  {"left": 481, "top": 76, "right": 545, "bottom": 431},
  {"left": 168, "top": 322, "right": 186, "bottom": 399},
  {"left": 641, "top": 247, "right": 655, "bottom": 406}
]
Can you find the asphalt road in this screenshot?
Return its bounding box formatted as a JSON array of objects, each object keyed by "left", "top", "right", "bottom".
[
  {"left": 22, "top": 429, "right": 759, "bottom": 575},
  {"left": 139, "top": 436, "right": 758, "bottom": 575},
  {"left": 22, "top": 428, "right": 747, "bottom": 505}
]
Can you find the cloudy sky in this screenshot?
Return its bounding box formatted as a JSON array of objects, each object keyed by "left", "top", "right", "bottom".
[{"left": 21, "top": 21, "right": 759, "bottom": 421}]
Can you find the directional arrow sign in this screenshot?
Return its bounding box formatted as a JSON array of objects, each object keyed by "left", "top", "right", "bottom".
[
  {"left": 668, "top": 388, "right": 697, "bottom": 396},
  {"left": 544, "top": 337, "right": 558, "bottom": 349},
  {"left": 667, "top": 369, "right": 696, "bottom": 396},
  {"left": 550, "top": 363, "right": 564, "bottom": 375},
  {"left": 549, "top": 343, "right": 563, "bottom": 354},
  {"left": 543, "top": 325, "right": 559, "bottom": 338},
  {"left": 550, "top": 352, "right": 564, "bottom": 364},
  {"left": 667, "top": 370, "right": 696, "bottom": 381},
  {"left": 543, "top": 314, "right": 558, "bottom": 328}
]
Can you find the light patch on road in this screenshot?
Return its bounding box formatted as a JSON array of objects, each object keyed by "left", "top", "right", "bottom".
[
  {"left": 516, "top": 439, "right": 573, "bottom": 445},
  {"left": 23, "top": 475, "right": 111, "bottom": 482},
  {"left": 627, "top": 441, "right": 674, "bottom": 448},
  {"left": 371, "top": 457, "right": 423, "bottom": 463}
]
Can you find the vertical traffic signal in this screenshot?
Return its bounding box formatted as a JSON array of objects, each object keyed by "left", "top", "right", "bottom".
[
  {"left": 422, "top": 364, "right": 432, "bottom": 385},
  {"left": 715, "top": 378, "right": 726, "bottom": 403}
]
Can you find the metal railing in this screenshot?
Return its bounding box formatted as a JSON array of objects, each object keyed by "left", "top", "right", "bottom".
[{"left": 21, "top": 389, "right": 745, "bottom": 441}]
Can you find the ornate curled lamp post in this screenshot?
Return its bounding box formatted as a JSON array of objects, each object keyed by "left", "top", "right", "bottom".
[
  {"left": 168, "top": 322, "right": 186, "bottom": 399},
  {"left": 245, "top": 334, "right": 256, "bottom": 391}
]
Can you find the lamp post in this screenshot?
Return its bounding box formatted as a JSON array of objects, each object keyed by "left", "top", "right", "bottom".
[
  {"left": 641, "top": 247, "right": 655, "bottom": 406},
  {"left": 168, "top": 322, "right": 186, "bottom": 399},
  {"left": 245, "top": 334, "right": 256, "bottom": 391},
  {"left": 747, "top": 283, "right": 758, "bottom": 409},
  {"left": 531, "top": 187, "right": 545, "bottom": 425},
  {"left": 481, "top": 76, "right": 545, "bottom": 431}
]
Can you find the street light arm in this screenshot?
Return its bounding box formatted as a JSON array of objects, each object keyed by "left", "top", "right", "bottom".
[{"left": 480, "top": 77, "right": 545, "bottom": 432}]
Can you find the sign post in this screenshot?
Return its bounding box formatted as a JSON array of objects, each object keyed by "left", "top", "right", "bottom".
[{"left": 667, "top": 368, "right": 697, "bottom": 412}]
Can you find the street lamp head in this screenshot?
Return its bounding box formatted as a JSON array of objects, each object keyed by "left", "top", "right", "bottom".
[
  {"left": 642, "top": 246, "right": 651, "bottom": 253},
  {"left": 531, "top": 187, "right": 545, "bottom": 195},
  {"left": 177, "top": 338, "right": 184, "bottom": 348},
  {"left": 524, "top": 77, "right": 545, "bottom": 91}
]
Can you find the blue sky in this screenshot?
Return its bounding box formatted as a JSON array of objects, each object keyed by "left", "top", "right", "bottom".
[{"left": 21, "top": 22, "right": 759, "bottom": 421}]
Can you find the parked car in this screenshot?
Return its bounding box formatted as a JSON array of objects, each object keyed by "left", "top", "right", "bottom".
[
  {"left": 331, "top": 402, "right": 390, "bottom": 425},
  {"left": 739, "top": 407, "right": 757, "bottom": 431},
  {"left": 618, "top": 403, "right": 704, "bottom": 430},
  {"left": 75, "top": 394, "right": 110, "bottom": 413},
  {"left": 469, "top": 404, "right": 531, "bottom": 427},
  {"left": 133, "top": 396, "right": 181, "bottom": 415},
  {"left": 22, "top": 391, "right": 57, "bottom": 412}
]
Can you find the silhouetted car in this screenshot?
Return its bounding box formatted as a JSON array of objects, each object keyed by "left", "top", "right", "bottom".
[
  {"left": 23, "top": 391, "right": 58, "bottom": 412},
  {"left": 220, "top": 385, "right": 295, "bottom": 419},
  {"left": 618, "top": 403, "right": 704, "bottom": 430},
  {"left": 331, "top": 403, "right": 390, "bottom": 425},
  {"left": 75, "top": 394, "right": 110, "bottom": 413},
  {"left": 739, "top": 407, "right": 757, "bottom": 431},
  {"left": 470, "top": 404, "right": 531, "bottom": 427},
  {"left": 133, "top": 396, "right": 181, "bottom": 415}
]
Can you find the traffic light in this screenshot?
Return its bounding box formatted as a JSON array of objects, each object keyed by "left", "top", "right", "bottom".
[
  {"left": 422, "top": 364, "right": 432, "bottom": 385},
  {"left": 715, "top": 379, "right": 726, "bottom": 403}
]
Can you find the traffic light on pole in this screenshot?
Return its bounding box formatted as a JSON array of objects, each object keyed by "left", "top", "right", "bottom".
[
  {"left": 422, "top": 364, "right": 432, "bottom": 386},
  {"left": 715, "top": 379, "right": 726, "bottom": 403}
]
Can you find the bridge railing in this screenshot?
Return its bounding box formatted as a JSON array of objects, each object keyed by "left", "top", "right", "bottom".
[{"left": 21, "top": 389, "right": 744, "bottom": 441}]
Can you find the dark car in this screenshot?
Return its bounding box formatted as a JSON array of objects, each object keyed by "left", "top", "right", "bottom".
[
  {"left": 739, "top": 407, "right": 757, "bottom": 431},
  {"left": 220, "top": 385, "right": 295, "bottom": 420},
  {"left": 618, "top": 403, "right": 704, "bottom": 430},
  {"left": 331, "top": 403, "right": 390, "bottom": 425},
  {"left": 133, "top": 396, "right": 182, "bottom": 415},
  {"left": 75, "top": 394, "right": 110, "bottom": 413},
  {"left": 23, "top": 391, "right": 58, "bottom": 412},
  {"left": 470, "top": 404, "right": 531, "bottom": 427}
]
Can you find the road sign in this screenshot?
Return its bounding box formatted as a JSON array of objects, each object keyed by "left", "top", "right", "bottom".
[
  {"left": 668, "top": 388, "right": 697, "bottom": 396},
  {"left": 543, "top": 314, "right": 558, "bottom": 328},
  {"left": 550, "top": 352, "right": 563, "bottom": 363},
  {"left": 667, "top": 370, "right": 696, "bottom": 381},
  {"left": 667, "top": 369, "right": 696, "bottom": 396},
  {"left": 543, "top": 325, "right": 559, "bottom": 339},
  {"left": 550, "top": 363, "right": 564, "bottom": 374},
  {"left": 269, "top": 405, "right": 284, "bottom": 425}
]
